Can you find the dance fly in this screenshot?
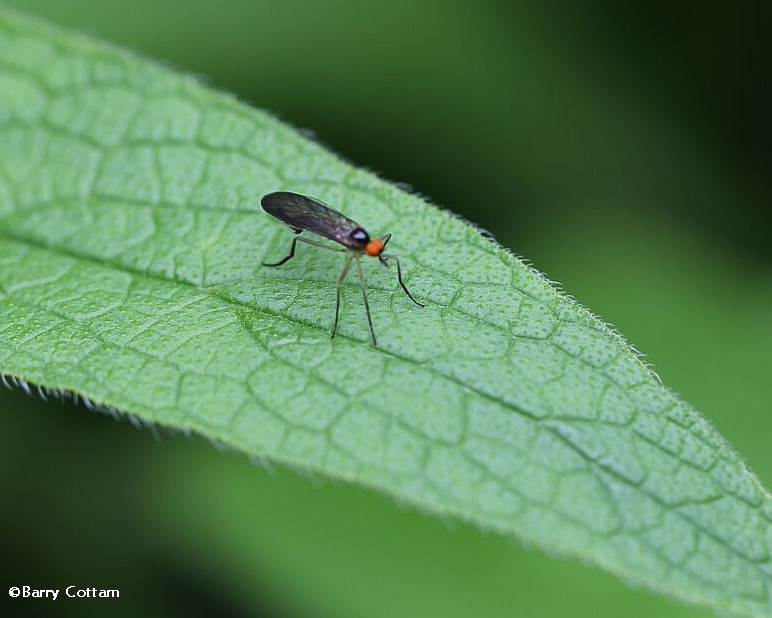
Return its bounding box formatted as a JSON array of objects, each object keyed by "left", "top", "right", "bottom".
[{"left": 261, "top": 191, "right": 424, "bottom": 346}]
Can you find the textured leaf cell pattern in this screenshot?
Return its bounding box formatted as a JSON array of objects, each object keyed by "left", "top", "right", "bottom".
[{"left": 0, "top": 11, "right": 770, "bottom": 617}]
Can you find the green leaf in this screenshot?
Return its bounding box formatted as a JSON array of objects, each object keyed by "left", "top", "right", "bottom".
[{"left": 1, "top": 8, "right": 770, "bottom": 616}]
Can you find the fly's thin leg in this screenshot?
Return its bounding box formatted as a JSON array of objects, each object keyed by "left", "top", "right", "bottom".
[
  {"left": 262, "top": 231, "right": 301, "bottom": 267},
  {"left": 380, "top": 254, "right": 424, "bottom": 307},
  {"left": 356, "top": 257, "right": 378, "bottom": 346},
  {"left": 332, "top": 254, "right": 354, "bottom": 340},
  {"left": 263, "top": 234, "right": 345, "bottom": 267}
]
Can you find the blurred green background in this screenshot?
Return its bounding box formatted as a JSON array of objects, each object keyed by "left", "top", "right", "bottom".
[{"left": 1, "top": 1, "right": 770, "bottom": 616}]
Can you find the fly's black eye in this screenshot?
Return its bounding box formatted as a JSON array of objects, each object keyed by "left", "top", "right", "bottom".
[{"left": 349, "top": 228, "right": 369, "bottom": 244}]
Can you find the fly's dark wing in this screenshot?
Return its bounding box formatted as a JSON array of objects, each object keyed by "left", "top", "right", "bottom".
[{"left": 261, "top": 192, "right": 363, "bottom": 248}]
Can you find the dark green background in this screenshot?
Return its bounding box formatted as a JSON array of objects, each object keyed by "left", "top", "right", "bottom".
[{"left": 2, "top": 1, "right": 770, "bottom": 617}]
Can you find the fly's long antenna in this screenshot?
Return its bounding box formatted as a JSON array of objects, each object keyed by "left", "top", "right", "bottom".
[
  {"left": 356, "top": 257, "right": 378, "bottom": 346},
  {"left": 380, "top": 254, "right": 424, "bottom": 307},
  {"left": 263, "top": 235, "right": 345, "bottom": 267},
  {"left": 332, "top": 254, "right": 355, "bottom": 339}
]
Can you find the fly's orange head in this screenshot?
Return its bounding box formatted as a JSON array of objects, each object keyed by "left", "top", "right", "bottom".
[{"left": 365, "top": 239, "right": 385, "bottom": 256}]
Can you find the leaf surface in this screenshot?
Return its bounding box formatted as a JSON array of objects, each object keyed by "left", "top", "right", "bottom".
[{"left": 0, "top": 9, "right": 770, "bottom": 616}]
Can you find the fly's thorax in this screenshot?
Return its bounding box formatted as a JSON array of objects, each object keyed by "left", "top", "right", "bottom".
[
  {"left": 344, "top": 228, "right": 386, "bottom": 256},
  {"left": 348, "top": 227, "right": 370, "bottom": 249}
]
